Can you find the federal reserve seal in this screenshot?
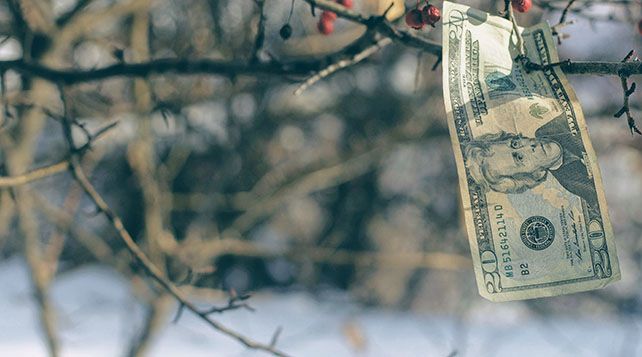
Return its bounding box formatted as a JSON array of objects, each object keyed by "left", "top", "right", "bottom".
[{"left": 520, "top": 216, "right": 555, "bottom": 251}]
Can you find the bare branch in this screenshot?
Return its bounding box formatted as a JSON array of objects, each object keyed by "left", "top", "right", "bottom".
[
  {"left": 56, "top": 0, "right": 94, "bottom": 27},
  {"left": 559, "top": 0, "right": 577, "bottom": 25},
  {"left": 294, "top": 37, "right": 392, "bottom": 95},
  {"left": 64, "top": 138, "right": 292, "bottom": 356},
  {"left": 251, "top": 0, "right": 267, "bottom": 63},
  {"left": 552, "top": 0, "right": 577, "bottom": 43},
  {"left": 126, "top": 295, "right": 172, "bottom": 357},
  {"left": 614, "top": 50, "right": 642, "bottom": 134},
  {"left": 0, "top": 58, "right": 317, "bottom": 84},
  {"left": 57, "top": 87, "right": 292, "bottom": 357},
  {"left": 0, "top": 117, "right": 118, "bottom": 188},
  {"left": 0, "top": 160, "right": 69, "bottom": 188},
  {"left": 0, "top": 0, "right": 641, "bottom": 87},
  {"left": 302, "top": 0, "right": 442, "bottom": 55},
  {"left": 2, "top": 40, "right": 642, "bottom": 85},
  {"left": 202, "top": 290, "right": 256, "bottom": 315}
]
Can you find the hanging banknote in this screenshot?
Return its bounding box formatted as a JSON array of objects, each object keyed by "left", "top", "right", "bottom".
[{"left": 441, "top": 1, "right": 620, "bottom": 301}]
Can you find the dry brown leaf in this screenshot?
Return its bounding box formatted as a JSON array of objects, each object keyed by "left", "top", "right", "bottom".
[{"left": 342, "top": 319, "right": 367, "bottom": 352}]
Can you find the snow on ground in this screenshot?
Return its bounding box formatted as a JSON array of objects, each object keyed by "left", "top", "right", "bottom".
[{"left": 0, "top": 257, "right": 639, "bottom": 357}]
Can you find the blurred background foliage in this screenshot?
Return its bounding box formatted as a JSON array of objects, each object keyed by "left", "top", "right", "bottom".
[{"left": 0, "top": 0, "right": 642, "bottom": 355}]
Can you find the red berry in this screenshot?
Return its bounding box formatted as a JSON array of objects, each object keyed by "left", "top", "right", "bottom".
[
  {"left": 321, "top": 10, "right": 337, "bottom": 21},
  {"left": 318, "top": 18, "right": 334, "bottom": 35},
  {"left": 511, "top": 0, "right": 532, "bottom": 13},
  {"left": 421, "top": 4, "right": 441, "bottom": 26},
  {"left": 405, "top": 9, "right": 424, "bottom": 30},
  {"left": 338, "top": 0, "right": 353, "bottom": 9}
]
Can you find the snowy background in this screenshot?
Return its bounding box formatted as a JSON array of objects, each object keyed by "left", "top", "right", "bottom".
[{"left": 2, "top": 257, "right": 641, "bottom": 357}]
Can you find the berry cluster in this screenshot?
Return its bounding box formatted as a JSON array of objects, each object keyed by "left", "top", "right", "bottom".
[
  {"left": 318, "top": 0, "right": 353, "bottom": 35},
  {"left": 405, "top": 2, "right": 440, "bottom": 30}
]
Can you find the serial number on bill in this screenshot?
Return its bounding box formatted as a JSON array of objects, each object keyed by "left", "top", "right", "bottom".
[{"left": 495, "top": 205, "right": 530, "bottom": 278}]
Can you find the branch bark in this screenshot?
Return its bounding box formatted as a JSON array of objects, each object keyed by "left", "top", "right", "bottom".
[
  {"left": 64, "top": 143, "right": 291, "bottom": 357},
  {"left": 0, "top": 58, "right": 317, "bottom": 84},
  {"left": 58, "top": 86, "right": 290, "bottom": 357},
  {"left": 0, "top": 160, "right": 69, "bottom": 187},
  {"left": 3, "top": 53, "right": 642, "bottom": 87}
]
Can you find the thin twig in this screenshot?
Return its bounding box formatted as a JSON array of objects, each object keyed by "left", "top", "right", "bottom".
[
  {"left": 31, "top": 191, "right": 115, "bottom": 264},
  {"left": 302, "top": 0, "right": 442, "bottom": 55},
  {"left": 0, "top": 70, "right": 8, "bottom": 131},
  {"left": 20, "top": 201, "right": 60, "bottom": 357},
  {"left": 56, "top": 0, "right": 94, "bottom": 27},
  {"left": 202, "top": 291, "right": 256, "bottom": 315},
  {"left": 552, "top": 0, "right": 577, "bottom": 43},
  {"left": 558, "top": 0, "right": 577, "bottom": 25},
  {"left": 270, "top": 327, "right": 283, "bottom": 348},
  {"left": 57, "top": 87, "right": 291, "bottom": 357},
  {"left": 0, "top": 118, "right": 118, "bottom": 188},
  {"left": 0, "top": 58, "right": 319, "bottom": 84},
  {"left": 251, "top": 0, "right": 267, "bottom": 64},
  {"left": 42, "top": 150, "right": 104, "bottom": 279},
  {"left": 294, "top": 37, "right": 392, "bottom": 95},
  {"left": 126, "top": 295, "right": 172, "bottom": 357},
  {"left": 0, "top": 160, "right": 69, "bottom": 188},
  {"left": 66, "top": 159, "right": 291, "bottom": 355},
  {"left": 125, "top": 9, "right": 172, "bottom": 356},
  {"left": 614, "top": 50, "right": 642, "bottom": 134}
]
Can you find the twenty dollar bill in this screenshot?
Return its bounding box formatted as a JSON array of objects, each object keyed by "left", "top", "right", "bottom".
[{"left": 442, "top": 2, "right": 620, "bottom": 301}]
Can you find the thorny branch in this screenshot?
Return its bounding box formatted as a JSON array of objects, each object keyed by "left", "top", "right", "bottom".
[
  {"left": 300, "top": 0, "right": 441, "bottom": 55},
  {"left": 251, "top": 0, "right": 267, "bottom": 64},
  {"left": 0, "top": 117, "right": 117, "bottom": 188},
  {"left": 57, "top": 87, "right": 290, "bottom": 357},
  {"left": 558, "top": 0, "right": 577, "bottom": 25},
  {"left": 614, "top": 50, "right": 642, "bottom": 134},
  {"left": 125, "top": 8, "right": 170, "bottom": 356},
  {"left": 173, "top": 289, "right": 255, "bottom": 323},
  {"left": 552, "top": 0, "right": 577, "bottom": 43},
  {"left": 294, "top": 36, "right": 393, "bottom": 95},
  {"left": 0, "top": 2, "right": 642, "bottom": 86},
  {"left": 0, "top": 55, "right": 640, "bottom": 84},
  {"left": 0, "top": 160, "right": 69, "bottom": 188}
]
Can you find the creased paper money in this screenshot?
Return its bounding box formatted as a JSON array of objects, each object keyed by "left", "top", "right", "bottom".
[{"left": 442, "top": 2, "right": 620, "bottom": 301}]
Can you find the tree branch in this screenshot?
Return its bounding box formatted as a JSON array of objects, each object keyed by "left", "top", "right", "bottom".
[
  {"left": 301, "top": 0, "right": 442, "bottom": 55},
  {"left": 559, "top": 61, "right": 642, "bottom": 76},
  {"left": 0, "top": 160, "right": 69, "bottom": 188},
  {"left": 3, "top": 57, "right": 642, "bottom": 87},
  {"left": 0, "top": 58, "right": 318, "bottom": 84},
  {"left": 294, "top": 37, "right": 393, "bottom": 95},
  {"left": 250, "top": 0, "right": 267, "bottom": 64},
  {"left": 58, "top": 87, "right": 291, "bottom": 357},
  {"left": 0, "top": 1, "right": 641, "bottom": 87},
  {"left": 64, "top": 137, "right": 291, "bottom": 356}
]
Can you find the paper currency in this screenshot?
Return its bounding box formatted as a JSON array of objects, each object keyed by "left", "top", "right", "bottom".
[{"left": 442, "top": 2, "right": 620, "bottom": 301}]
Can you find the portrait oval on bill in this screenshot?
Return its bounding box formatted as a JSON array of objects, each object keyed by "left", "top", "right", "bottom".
[{"left": 464, "top": 114, "right": 599, "bottom": 212}]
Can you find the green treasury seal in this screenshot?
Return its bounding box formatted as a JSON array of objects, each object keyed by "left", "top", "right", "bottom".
[{"left": 520, "top": 216, "right": 555, "bottom": 251}]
